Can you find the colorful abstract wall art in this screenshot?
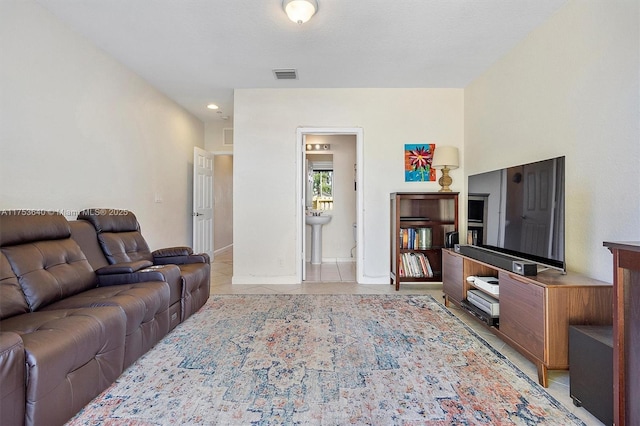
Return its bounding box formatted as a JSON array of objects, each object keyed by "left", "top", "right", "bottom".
[{"left": 404, "top": 144, "right": 436, "bottom": 182}]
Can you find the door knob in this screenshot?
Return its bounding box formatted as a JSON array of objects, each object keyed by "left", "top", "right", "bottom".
[{"left": 192, "top": 212, "right": 203, "bottom": 217}]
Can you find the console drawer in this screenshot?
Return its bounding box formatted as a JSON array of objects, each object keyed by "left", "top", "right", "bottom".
[
  {"left": 442, "top": 250, "right": 463, "bottom": 303},
  {"left": 499, "top": 272, "right": 545, "bottom": 359}
]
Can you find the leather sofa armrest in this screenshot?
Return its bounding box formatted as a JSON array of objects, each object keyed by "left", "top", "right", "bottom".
[
  {"left": 97, "top": 264, "right": 181, "bottom": 287},
  {"left": 153, "top": 253, "right": 210, "bottom": 265},
  {"left": 95, "top": 260, "right": 154, "bottom": 275},
  {"left": 152, "top": 246, "right": 193, "bottom": 258},
  {"left": 0, "top": 331, "right": 25, "bottom": 426}
]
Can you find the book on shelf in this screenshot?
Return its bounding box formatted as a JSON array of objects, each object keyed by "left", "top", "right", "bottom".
[
  {"left": 399, "top": 227, "right": 432, "bottom": 250},
  {"left": 398, "top": 252, "right": 434, "bottom": 278}
]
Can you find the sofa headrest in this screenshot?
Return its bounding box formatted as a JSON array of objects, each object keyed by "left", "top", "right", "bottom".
[
  {"left": 69, "top": 220, "right": 110, "bottom": 270},
  {"left": 0, "top": 211, "right": 70, "bottom": 247},
  {"left": 0, "top": 251, "right": 30, "bottom": 319},
  {"left": 78, "top": 209, "right": 140, "bottom": 233}
]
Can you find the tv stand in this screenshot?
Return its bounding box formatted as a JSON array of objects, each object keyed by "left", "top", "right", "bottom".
[{"left": 442, "top": 249, "right": 612, "bottom": 387}]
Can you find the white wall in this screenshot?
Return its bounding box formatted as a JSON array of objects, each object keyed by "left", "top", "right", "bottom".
[
  {"left": 205, "top": 120, "right": 233, "bottom": 152},
  {"left": 0, "top": 1, "right": 204, "bottom": 250},
  {"left": 233, "top": 89, "right": 464, "bottom": 284},
  {"left": 465, "top": 0, "right": 639, "bottom": 281}
]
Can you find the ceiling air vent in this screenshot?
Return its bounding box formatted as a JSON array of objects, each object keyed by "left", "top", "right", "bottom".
[{"left": 273, "top": 68, "right": 298, "bottom": 80}]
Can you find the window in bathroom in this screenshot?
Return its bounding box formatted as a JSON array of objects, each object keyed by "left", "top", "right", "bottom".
[{"left": 312, "top": 170, "right": 333, "bottom": 210}]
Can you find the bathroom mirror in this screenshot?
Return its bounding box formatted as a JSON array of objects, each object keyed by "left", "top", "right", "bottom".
[{"left": 306, "top": 154, "right": 333, "bottom": 211}]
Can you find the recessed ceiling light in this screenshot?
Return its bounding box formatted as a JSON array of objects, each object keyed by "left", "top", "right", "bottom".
[{"left": 207, "top": 104, "right": 219, "bottom": 110}]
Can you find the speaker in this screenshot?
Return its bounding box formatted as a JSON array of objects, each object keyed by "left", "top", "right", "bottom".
[
  {"left": 512, "top": 261, "right": 537, "bottom": 276},
  {"left": 458, "top": 245, "right": 514, "bottom": 270},
  {"left": 444, "top": 231, "right": 458, "bottom": 248}
]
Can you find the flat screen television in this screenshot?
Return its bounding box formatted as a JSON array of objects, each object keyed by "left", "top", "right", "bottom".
[{"left": 467, "top": 156, "right": 565, "bottom": 272}]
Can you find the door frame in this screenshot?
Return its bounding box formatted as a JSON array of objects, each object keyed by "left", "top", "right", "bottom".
[{"left": 295, "top": 127, "right": 364, "bottom": 283}]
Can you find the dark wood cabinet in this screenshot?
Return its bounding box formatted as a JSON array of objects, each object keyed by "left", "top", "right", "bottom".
[
  {"left": 390, "top": 192, "right": 458, "bottom": 291},
  {"left": 442, "top": 249, "right": 464, "bottom": 303},
  {"left": 604, "top": 241, "right": 640, "bottom": 426},
  {"left": 442, "top": 248, "right": 612, "bottom": 387}
]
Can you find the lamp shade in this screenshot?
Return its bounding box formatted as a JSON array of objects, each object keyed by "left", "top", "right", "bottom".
[
  {"left": 283, "top": 0, "right": 318, "bottom": 24},
  {"left": 432, "top": 146, "right": 459, "bottom": 170}
]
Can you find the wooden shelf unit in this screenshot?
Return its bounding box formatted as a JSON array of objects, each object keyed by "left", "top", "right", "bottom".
[
  {"left": 442, "top": 248, "right": 612, "bottom": 387},
  {"left": 604, "top": 241, "right": 640, "bottom": 426},
  {"left": 390, "top": 192, "right": 458, "bottom": 291}
]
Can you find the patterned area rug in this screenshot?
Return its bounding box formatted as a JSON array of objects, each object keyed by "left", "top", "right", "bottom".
[{"left": 67, "top": 295, "right": 584, "bottom": 425}]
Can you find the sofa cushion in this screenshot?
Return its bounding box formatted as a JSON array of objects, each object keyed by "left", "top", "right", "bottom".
[
  {"left": 1, "top": 307, "right": 126, "bottom": 426},
  {"left": 0, "top": 211, "right": 70, "bottom": 247},
  {"left": 77, "top": 209, "right": 153, "bottom": 264},
  {"left": 69, "top": 219, "right": 110, "bottom": 270},
  {"left": 78, "top": 209, "right": 140, "bottom": 233},
  {"left": 98, "top": 231, "right": 153, "bottom": 264},
  {"left": 2, "top": 238, "right": 96, "bottom": 311},
  {"left": 0, "top": 252, "right": 29, "bottom": 320},
  {"left": 0, "top": 212, "right": 97, "bottom": 311},
  {"left": 44, "top": 281, "right": 170, "bottom": 368}
]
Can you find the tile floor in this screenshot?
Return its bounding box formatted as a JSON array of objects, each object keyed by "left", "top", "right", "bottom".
[
  {"left": 304, "top": 261, "right": 356, "bottom": 282},
  {"left": 210, "top": 248, "right": 604, "bottom": 425}
]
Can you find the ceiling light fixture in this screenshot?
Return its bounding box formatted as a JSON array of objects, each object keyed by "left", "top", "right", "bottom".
[
  {"left": 206, "top": 103, "right": 219, "bottom": 110},
  {"left": 283, "top": 0, "right": 317, "bottom": 24},
  {"left": 306, "top": 143, "right": 330, "bottom": 152}
]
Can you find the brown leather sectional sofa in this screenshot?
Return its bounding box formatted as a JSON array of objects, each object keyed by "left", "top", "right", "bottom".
[{"left": 0, "top": 210, "right": 210, "bottom": 426}]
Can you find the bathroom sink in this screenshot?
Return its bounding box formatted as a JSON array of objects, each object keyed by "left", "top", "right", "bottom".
[
  {"left": 305, "top": 215, "right": 332, "bottom": 226},
  {"left": 305, "top": 214, "right": 331, "bottom": 264}
]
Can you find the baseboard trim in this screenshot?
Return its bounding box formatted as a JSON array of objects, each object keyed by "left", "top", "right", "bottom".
[
  {"left": 214, "top": 244, "right": 232, "bottom": 256},
  {"left": 232, "top": 275, "right": 299, "bottom": 285}
]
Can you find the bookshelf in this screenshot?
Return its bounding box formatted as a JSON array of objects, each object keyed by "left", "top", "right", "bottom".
[{"left": 390, "top": 192, "right": 458, "bottom": 290}]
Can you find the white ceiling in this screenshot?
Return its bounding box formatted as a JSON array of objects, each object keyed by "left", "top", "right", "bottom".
[{"left": 34, "top": 0, "right": 567, "bottom": 123}]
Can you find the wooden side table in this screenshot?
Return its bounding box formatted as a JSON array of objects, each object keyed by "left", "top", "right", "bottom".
[{"left": 604, "top": 241, "right": 640, "bottom": 426}]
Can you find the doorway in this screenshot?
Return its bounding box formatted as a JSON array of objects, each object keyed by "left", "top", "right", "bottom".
[
  {"left": 192, "top": 149, "right": 233, "bottom": 260},
  {"left": 213, "top": 153, "right": 233, "bottom": 254},
  {"left": 296, "top": 127, "right": 364, "bottom": 283}
]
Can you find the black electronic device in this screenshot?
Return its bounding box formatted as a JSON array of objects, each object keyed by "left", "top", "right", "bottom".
[
  {"left": 467, "top": 156, "right": 565, "bottom": 272},
  {"left": 460, "top": 300, "right": 499, "bottom": 327},
  {"left": 512, "top": 260, "right": 537, "bottom": 276},
  {"left": 459, "top": 245, "right": 514, "bottom": 271},
  {"left": 569, "top": 325, "right": 613, "bottom": 425},
  {"left": 467, "top": 290, "right": 499, "bottom": 317},
  {"left": 444, "top": 231, "right": 458, "bottom": 248}
]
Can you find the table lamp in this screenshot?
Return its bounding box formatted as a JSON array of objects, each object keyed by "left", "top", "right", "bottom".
[{"left": 432, "top": 146, "right": 459, "bottom": 192}]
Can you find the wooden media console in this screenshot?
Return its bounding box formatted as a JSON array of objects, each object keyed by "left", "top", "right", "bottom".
[{"left": 442, "top": 248, "right": 612, "bottom": 387}]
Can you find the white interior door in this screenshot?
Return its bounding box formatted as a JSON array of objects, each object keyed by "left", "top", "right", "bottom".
[
  {"left": 520, "top": 159, "right": 556, "bottom": 257},
  {"left": 193, "top": 147, "right": 214, "bottom": 259}
]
